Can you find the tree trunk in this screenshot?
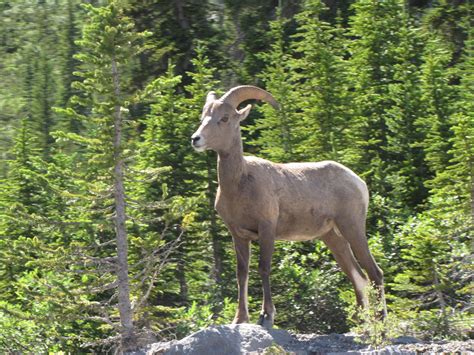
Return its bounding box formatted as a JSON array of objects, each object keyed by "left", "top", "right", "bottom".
[
  {"left": 432, "top": 265, "right": 448, "bottom": 332},
  {"left": 111, "top": 54, "right": 136, "bottom": 352},
  {"left": 177, "top": 257, "right": 188, "bottom": 303},
  {"left": 469, "top": 152, "right": 473, "bottom": 225}
]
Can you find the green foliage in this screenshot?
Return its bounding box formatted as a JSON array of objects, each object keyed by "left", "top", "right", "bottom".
[
  {"left": 348, "top": 0, "right": 406, "bottom": 186},
  {"left": 174, "top": 297, "right": 237, "bottom": 338},
  {"left": 293, "top": 0, "right": 361, "bottom": 166},
  {"left": 390, "top": 210, "right": 471, "bottom": 340},
  {"left": 348, "top": 283, "right": 400, "bottom": 348},
  {"left": 0, "top": 0, "right": 82, "bottom": 162},
  {"left": 417, "top": 37, "right": 454, "bottom": 178},
  {"left": 175, "top": 301, "right": 214, "bottom": 337},
  {"left": 270, "top": 243, "right": 349, "bottom": 333},
  {"left": 387, "top": 19, "right": 472, "bottom": 341},
  {"left": 0, "top": 0, "right": 472, "bottom": 351},
  {"left": 261, "top": 343, "right": 287, "bottom": 354},
  {"left": 250, "top": 6, "right": 300, "bottom": 162},
  {"left": 0, "top": 301, "right": 50, "bottom": 353}
]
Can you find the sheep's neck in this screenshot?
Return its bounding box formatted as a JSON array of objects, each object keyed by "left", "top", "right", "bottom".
[{"left": 217, "top": 136, "right": 246, "bottom": 195}]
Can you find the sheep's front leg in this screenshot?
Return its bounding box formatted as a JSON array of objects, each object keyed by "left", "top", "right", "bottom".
[
  {"left": 257, "top": 221, "right": 276, "bottom": 328},
  {"left": 232, "top": 236, "right": 250, "bottom": 324}
]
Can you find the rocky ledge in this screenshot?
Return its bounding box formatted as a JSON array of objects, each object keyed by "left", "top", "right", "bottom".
[{"left": 132, "top": 324, "right": 473, "bottom": 355}]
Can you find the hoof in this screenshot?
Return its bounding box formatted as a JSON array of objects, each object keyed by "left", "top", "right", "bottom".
[{"left": 257, "top": 313, "right": 274, "bottom": 329}]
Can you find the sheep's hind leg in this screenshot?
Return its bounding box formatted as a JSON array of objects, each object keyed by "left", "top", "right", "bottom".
[
  {"left": 336, "top": 219, "right": 387, "bottom": 318},
  {"left": 322, "top": 229, "right": 368, "bottom": 309},
  {"left": 257, "top": 221, "right": 276, "bottom": 328}
]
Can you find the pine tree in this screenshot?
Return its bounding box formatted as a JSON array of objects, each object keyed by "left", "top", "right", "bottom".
[
  {"left": 0, "top": 119, "right": 43, "bottom": 290},
  {"left": 348, "top": 0, "right": 405, "bottom": 191},
  {"left": 384, "top": 8, "right": 428, "bottom": 210},
  {"left": 54, "top": 2, "right": 152, "bottom": 350},
  {"left": 432, "top": 17, "right": 474, "bottom": 222},
  {"left": 249, "top": 6, "right": 300, "bottom": 163},
  {"left": 56, "top": 0, "right": 81, "bottom": 114},
  {"left": 182, "top": 44, "right": 232, "bottom": 312},
  {"left": 126, "top": 0, "right": 223, "bottom": 85},
  {"left": 0, "top": 1, "right": 77, "bottom": 163},
  {"left": 391, "top": 210, "right": 471, "bottom": 338},
  {"left": 347, "top": 0, "right": 422, "bottom": 243},
  {"left": 391, "top": 14, "right": 473, "bottom": 339},
  {"left": 134, "top": 62, "right": 191, "bottom": 311},
  {"left": 417, "top": 36, "right": 455, "bottom": 180},
  {"left": 134, "top": 45, "right": 238, "bottom": 328},
  {"left": 293, "top": 0, "right": 361, "bottom": 166},
  {"left": 0, "top": 120, "right": 81, "bottom": 351}
]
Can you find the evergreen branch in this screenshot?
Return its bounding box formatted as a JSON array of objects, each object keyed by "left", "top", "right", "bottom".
[{"left": 133, "top": 231, "right": 183, "bottom": 313}]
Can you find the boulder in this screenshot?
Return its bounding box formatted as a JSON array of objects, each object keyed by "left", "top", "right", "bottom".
[
  {"left": 132, "top": 325, "right": 472, "bottom": 355},
  {"left": 142, "top": 324, "right": 289, "bottom": 355}
]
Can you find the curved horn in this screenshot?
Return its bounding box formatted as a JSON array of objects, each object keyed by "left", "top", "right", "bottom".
[
  {"left": 206, "top": 91, "right": 217, "bottom": 105},
  {"left": 220, "top": 85, "right": 279, "bottom": 110}
]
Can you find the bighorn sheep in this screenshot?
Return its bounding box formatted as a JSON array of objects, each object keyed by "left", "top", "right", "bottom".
[{"left": 191, "top": 85, "right": 386, "bottom": 327}]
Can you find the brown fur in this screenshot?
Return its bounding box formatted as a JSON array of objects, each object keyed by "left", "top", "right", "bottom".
[{"left": 191, "top": 88, "right": 386, "bottom": 327}]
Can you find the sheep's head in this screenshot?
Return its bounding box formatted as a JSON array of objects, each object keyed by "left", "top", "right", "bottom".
[{"left": 191, "top": 86, "right": 278, "bottom": 153}]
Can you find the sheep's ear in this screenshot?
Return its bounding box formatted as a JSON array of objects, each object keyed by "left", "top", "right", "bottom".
[
  {"left": 206, "top": 91, "right": 217, "bottom": 105},
  {"left": 237, "top": 104, "right": 252, "bottom": 121}
]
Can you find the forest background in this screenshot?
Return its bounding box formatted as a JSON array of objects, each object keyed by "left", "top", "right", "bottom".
[{"left": 0, "top": 0, "right": 472, "bottom": 352}]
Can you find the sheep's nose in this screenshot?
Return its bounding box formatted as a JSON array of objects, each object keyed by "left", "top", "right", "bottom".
[{"left": 191, "top": 135, "right": 201, "bottom": 145}]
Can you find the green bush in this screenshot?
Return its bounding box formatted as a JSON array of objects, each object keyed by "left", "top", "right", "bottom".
[{"left": 347, "top": 283, "right": 400, "bottom": 348}]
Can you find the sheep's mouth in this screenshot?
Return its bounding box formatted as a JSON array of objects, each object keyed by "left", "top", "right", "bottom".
[{"left": 192, "top": 143, "right": 207, "bottom": 152}]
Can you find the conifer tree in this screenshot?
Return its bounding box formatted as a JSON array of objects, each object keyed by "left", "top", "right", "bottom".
[
  {"left": 182, "top": 44, "right": 232, "bottom": 310},
  {"left": 293, "top": 0, "right": 360, "bottom": 166},
  {"left": 348, "top": 0, "right": 405, "bottom": 190},
  {"left": 347, "top": 0, "right": 421, "bottom": 243},
  {"left": 54, "top": 2, "right": 151, "bottom": 350},
  {"left": 391, "top": 15, "right": 473, "bottom": 338},
  {"left": 417, "top": 37, "right": 455, "bottom": 179},
  {"left": 250, "top": 6, "right": 300, "bottom": 163},
  {"left": 56, "top": 0, "right": 81, "bottom": 113},
  {"left": 392, "top": 212, "right": 470, "bottom": 338},
  {"left": 134, "top": 62, "right": 191, "bottom": 308},
  {"left": 132, "top": 45, "right": 231, "bottom": 325},
  {"left": 425, "top": 20, "right": 473, "bottom": 227},
  {"left": 126, "top": 0, "right": 223, "bottom": 84},
  {"left": 0, "top": 1, "right": 76, "bottom": 162},
  {"left": 0, "top": 119, "right": 43, "bottom": 287},
  {"left": 0, "top": 120, "right": 80, "bottom": 351},
  {"left": 384, "top": 8, "right": 428, "bottom": 210}
]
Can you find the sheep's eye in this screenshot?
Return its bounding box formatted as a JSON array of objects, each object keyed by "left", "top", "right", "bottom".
[{"left": 220, "top": 115, "right": 229, "bottom": 123}]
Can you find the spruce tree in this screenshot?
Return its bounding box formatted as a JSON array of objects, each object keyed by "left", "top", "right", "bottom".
[
  {"left": 348, "top": 0, "right": 405, "bottom": 190},
  {"left": 0, "top": 1, "right": 78, "bottom": 162},
  {"left": 392, "top": 212, "right": 470, "bottom": 338},
  {"left": 391, "top": 15, "right": 473, "bottom": 339},
  {"left": 0, "top": 120, "right": 80, "bottom": 351},
  {"left": 293, "top": 0, "right": 362, "bottom": 167},
  {"left": 384, "top": 8, "right": 428, "bottom": 210},
  {"left": 347, "top": 0, "right": 420, "bottom": 242},
  {"left": 250, "top": 6, "right": 300, "bottom": 163},
  {"left": 54, "top": 2, "right": 151, "bottom": 350},
  {"left": 417, "top": 37, "right": 455, "bottom": 179},
  {"left": 134, "top": 62, "right": 190, "bottom": 310},
  {"left": 182, "top": 44, "right": 232, "bottom": 312},
  {"left": 432, "top": 19, "right": 473, "bottom": 222}
]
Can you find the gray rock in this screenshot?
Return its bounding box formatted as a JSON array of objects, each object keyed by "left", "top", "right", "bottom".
[
  {"left": 391, "top": 336, "right": 422, "bottom": 344},
  {"left": 134, "top": 325, "right": 474, "bottom": 355},
  {"left": 145, "top": 324, "right": 280, "bottom": 355}
]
